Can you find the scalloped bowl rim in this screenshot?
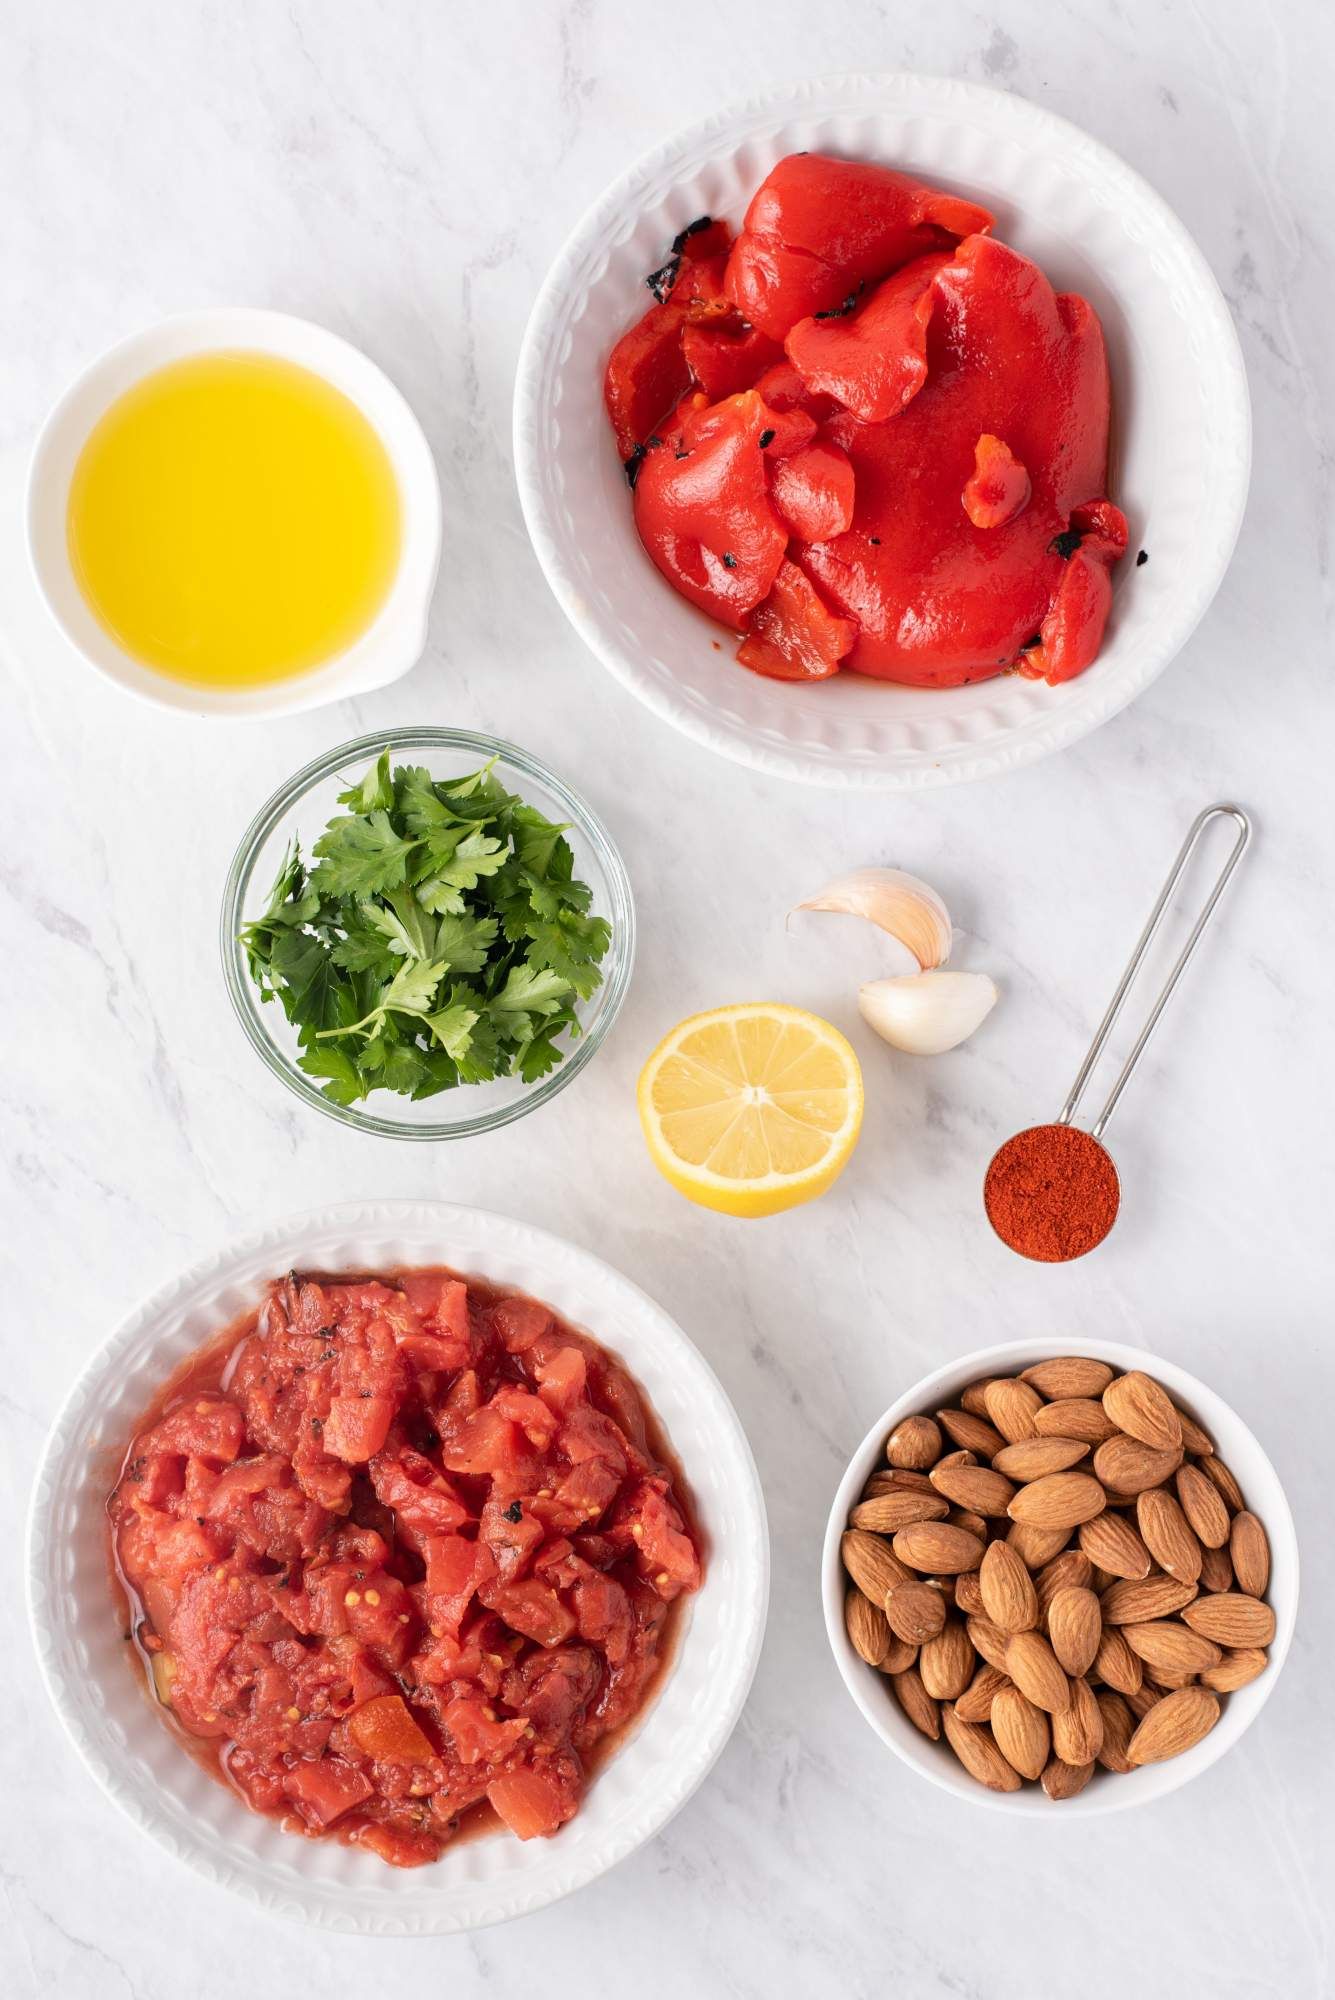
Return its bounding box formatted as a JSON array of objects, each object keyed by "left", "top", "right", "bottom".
[
  {"left": 27, "top": 1200, "right": 770, "bottom": 1931},
  {"left": 821, "top": 1337, "right": 1297, "bottom": 1815}
]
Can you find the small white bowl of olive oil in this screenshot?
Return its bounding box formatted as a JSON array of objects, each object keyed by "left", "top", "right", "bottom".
[{"left": 26, "top": 308, "right": 442, "bottom": 717}]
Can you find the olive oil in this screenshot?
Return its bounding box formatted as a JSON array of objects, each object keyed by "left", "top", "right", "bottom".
[{"left": 67, "top": 351, "right": 401, "bottom": 689}]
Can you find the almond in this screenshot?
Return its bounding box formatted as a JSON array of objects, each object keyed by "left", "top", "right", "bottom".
[
  {"left": 1005, "top": 1630, "right": 1071, "bottom": 1714},
  {"left": 919, "top": 1618, "right": 977, "bottom": 1701},
  {"left": 885, "top": 1414, "right": 943, "bottom": 1470},
  {"left": 1035, "top": 1549, "right": 1094, "bottom": 1623},
  {"left": 1181, "top": 1593, "right": 1276, "bottom": 1648},
  {"left": 1122, "top": 1621, "right": 1223, "bottom": 1675},
  {"left": 849, "top": 1491, "right": 951, "bottom": 1534},
  {"left": 1093, "top": 1434, "right": 1184, "bottom": 1496},
  {"left": 960, "top": 1378, "right": 998, "bottom": 1417},
  {"left": 929, "top": 1462, "right": 1016, "bottom": 1516},
  {"left": 1008, "top": 1471, "right": 1106, "bottom": 1532},
  {"left": 1199, "top": 1455, "right": 1244, "bottom": 1513},
  {"left": 864, "top": 1467, "right": 935, "bottom": 1499},
  {"left": 1078, "top": 1511, "right": 1152, "bottom": 1580},
  {"left": 1176, "top": 1409, "right": 1215, "bottom": 1456},
  {"left": 1174, "top": 1462, "right": 1231, "bottom": 1549},
  {"left": 890, "top": 1667, "right": 940, "bottom": 1740},
  {"left": 1047, "top": 1586, "right": 1102, "bottom": 1676},
  {"left": 841, "top": 1528, "right": 910, "bottom": 1602},
  {"left": 1100, "top": 1574, "right": 1198, "bottom": 1625},
  {"left": 941, "top": 1705, "right": 1022, "bottom": 1792},
  {"left": 1144, "top": 1663, "right": 1198, "bottom": 1690},
  {"left": 1135, "top": 1488, "right": 1203, "bottom": 1583},
  {"left": 1199, "top": 1541, "right": 1234, "bottom": 1593},
  {"left": 1200, "top": 1647, "right": 1268, "bottom": 1693},
  {"left": 1126, "top": 1681, "right": 1163, "bottom": 1720},
  {"left": 983, "top": 1377, "right": 1044, "bottom": 1443},
  {"left": 873, "top": 1633, "right": 920, "bottom": 1676},
  {"left": 935, "top": 1407, "right": 1006, "bottom": 1458},
  {"left": 892, "top": 1522, "right": 984, "bottom": 1575},
  {"left": 1006, "top": 1520, "right": 1073, "bottom": 1568},
  {"left": 1230, "top": 1511, "right": 1270, "bottom": 1597},
  {"left": 1042, "top": 1755, "right": 1094, "bottom": 1800},
  {"left": 1095, "top": 1692, "right": 1136, "bottom": 1771},
  {"left": 947, "top": 1507, "right": 989, "bottom": 1540},
  {"left": 966, "top": 1613, "right": 1012, "bottom": 1672},
  {"left": 991, "top": 1685, "right": 1050, "bottom": 1779},
  {"left": 1052, "top": 1674, "right": 1104, "bottom": 1765},
  {"left": 953, "top": 1568, "right": 984, "bottom": 1616},
  {"left": 1034, "top": 1397, "right": 1119, "bottom": 1444},
  {"left": 844, "top": 1587, "right": 891, "bottom": 1666},
  {"left": 979, "top": 1540, "right": 1039, "bottom": 1633},
  {"left": 1126, "top": 1685, "right": 1219, "bottom": 1765},
  {"left": 1092, "top": 1625, "right": 1143, "bottom": 1696},
  {"left": 993, "top": 1436, "right": 1091, "bottom": 1482},
  {"left": 954, "top": 1662, "right": 1010, "bottom": 1724},
  {"left": 1102, "top": 1371, "right": 1183, "bottom": 1451},
  {"left": 885, "top": 1579, "right": 947, "bottom": 1646},
  {"left": 1021, "top": 1356, "right": 1115, "bottom": 1400}
]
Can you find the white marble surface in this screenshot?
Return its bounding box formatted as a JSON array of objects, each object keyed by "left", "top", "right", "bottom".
[{"left": 2, "top": 2, "right": 1332, "bottom": 1994}]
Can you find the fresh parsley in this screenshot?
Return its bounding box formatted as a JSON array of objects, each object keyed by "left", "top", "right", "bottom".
[{"left": 242, "top": 750, "right": 612, "bottom": 1105}]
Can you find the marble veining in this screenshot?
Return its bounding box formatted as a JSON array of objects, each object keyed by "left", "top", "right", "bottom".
[{"left": 1, "top": 2, "right": 1332, "bottom": 1995}]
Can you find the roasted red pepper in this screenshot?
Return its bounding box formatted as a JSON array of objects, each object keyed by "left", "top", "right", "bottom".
[
  {"left": 737, "top": 559, "right": 857, "bottom": 680},
  {"left": 632, "top": 391, "right": 793, "bottom": 621},
  {"left": 724, "top": 153, "right": 993, "bottom": 340},
  {"left": 784, "top": 252, "right": 948, "bottom": 423},
  {"left": 800, "top": 235, "right": 1126, "bottom": 685}
]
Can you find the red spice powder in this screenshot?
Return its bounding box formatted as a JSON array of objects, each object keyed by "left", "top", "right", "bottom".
[{"left": 984, "top": 1122, "right": 1120, "bottom": 1263}]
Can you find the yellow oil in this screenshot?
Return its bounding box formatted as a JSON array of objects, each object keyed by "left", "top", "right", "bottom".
[{"left": 67, "top": 351, "right": 402, "bottom": 688}]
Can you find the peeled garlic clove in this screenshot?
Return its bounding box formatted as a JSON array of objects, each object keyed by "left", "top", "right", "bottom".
[
  {"left": 793, "top": 868, "right": 952, "bottom": 970},
  {"left": 859, "top": 971, "right": 997, "bottom": 1055}
]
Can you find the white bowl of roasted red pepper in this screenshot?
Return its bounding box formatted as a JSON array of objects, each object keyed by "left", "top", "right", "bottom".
[
  {"left": 514, "top": 71, "right": 1249, "bottom": 789},
  {"left": 26, "top": 1201, "right": 769, "bottom": 1932}
]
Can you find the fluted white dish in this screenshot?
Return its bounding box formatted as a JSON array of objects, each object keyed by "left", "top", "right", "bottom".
[
  {"left": 822, "top": 1338, "right": 1296, "bottom": 1814},
  {"left": 27, "top": 1200, "right": 769, "bottom": 1931},
  {"left": 514, "top": 73, "right": 1250, "bottom": 788}
]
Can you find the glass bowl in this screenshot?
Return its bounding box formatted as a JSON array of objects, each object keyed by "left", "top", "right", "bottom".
[{"left": 221, "top": 728, "right": 634, "bottom": 1139}]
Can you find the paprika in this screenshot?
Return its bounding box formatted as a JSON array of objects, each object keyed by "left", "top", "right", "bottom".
[{"left": 983, "top": 1123, "right": 1121, "bottom": 1263}]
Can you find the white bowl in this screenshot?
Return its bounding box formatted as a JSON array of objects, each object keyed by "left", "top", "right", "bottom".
[
  {"left": 821, "top": 1338, "right": 1296, "bottom": 1815},
  {"left": 27, "top": 1201, "right": 769, "bottom": 1932},
  {"left": 514, "top": 73, "right": 1250, "bottom": 789},
  {"left": 26, "top": 309, "right": 442, "bottom": 718}
]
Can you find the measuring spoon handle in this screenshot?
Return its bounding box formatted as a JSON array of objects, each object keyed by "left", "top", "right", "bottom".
[{"left": 1058, "top": 804, "right": 1251, "bottom": 1141}]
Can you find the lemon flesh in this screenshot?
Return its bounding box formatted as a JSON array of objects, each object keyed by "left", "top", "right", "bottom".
[{"left": 637, "top": 1003, "right": 863, "bottom": 1218}]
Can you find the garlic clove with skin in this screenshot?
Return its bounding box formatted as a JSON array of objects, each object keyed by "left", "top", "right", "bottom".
[
  {"left": 793, "top": 868, "right": 952, "bottom": 970},
  {"left": 858, "top": 971, "right": 998, "bottom": 1055}
]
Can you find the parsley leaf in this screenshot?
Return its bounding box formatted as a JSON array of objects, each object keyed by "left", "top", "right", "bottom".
[{"left": 240, "top": 748, "right": 611, "bottom": 1108}]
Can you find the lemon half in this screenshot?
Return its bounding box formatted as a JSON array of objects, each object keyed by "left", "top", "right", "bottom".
[{"left": 637, "top": 1003, "right": 864, "bottom": 1218}]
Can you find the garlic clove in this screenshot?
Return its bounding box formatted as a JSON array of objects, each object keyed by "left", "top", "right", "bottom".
[
  {"left": 858, "top": 971, "right": 997, "bottom": 1055},
  {"left": 793, "top": 868, "right": 952, "bottom": 970}
]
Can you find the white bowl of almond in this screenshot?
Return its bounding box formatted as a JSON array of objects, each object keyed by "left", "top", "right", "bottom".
[{"left": 821, "top": 1341, "right": 1297, "bottom": 1814}]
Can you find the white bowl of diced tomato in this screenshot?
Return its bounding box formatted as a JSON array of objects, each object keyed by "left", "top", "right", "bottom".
[{"left": 26, "top": 1201, "right": 769, "bottom": 1933}]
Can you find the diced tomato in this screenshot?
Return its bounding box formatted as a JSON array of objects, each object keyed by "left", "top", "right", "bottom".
[
  {"left": 322, "top": 1393, "right": 395, "bottom": 1463},
  {"left": 737, "top": 559, "right": 858, "bottom": 681},
  {"left": 283, "top": 1754, "right": 375, "bottom": 1828},
  {"left": 347, "top": 1694, "right": 436, "bottom": 1764},
  {"left": 140, "top": 1397, "right": 245, "bottom": 1464},
  {"left": 534, "top": 1345, "right": 587, "bottom": 1413},
  {"left": 767, "top": 440, "right": 855, "bottom": 543},
  {"left": 486, "top": 1768, "right": 577, "bottom": 1841},
  {"left": 443, "top": 1695, "right": 531, "bottom": 1767},
  {"left": 619, "top": 1482, "right": 702, "bottom": 1600},
  {"left": 109, "top": 1266, "right": 701, "bottom": 1872}
]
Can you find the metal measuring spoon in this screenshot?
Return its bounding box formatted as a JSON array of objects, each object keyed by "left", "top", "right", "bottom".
[{"left": 985, "top": 804, "right": 1252, "bottom": 1262}]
